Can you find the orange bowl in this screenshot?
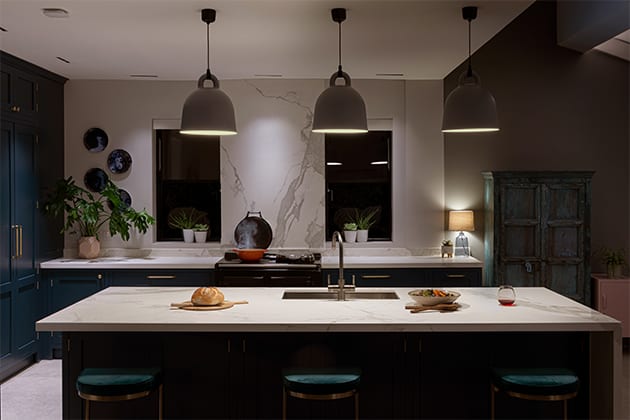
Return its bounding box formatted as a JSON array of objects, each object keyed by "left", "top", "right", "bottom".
[{"left": 233, "top": 248, "right": 267, "bottom": 262}]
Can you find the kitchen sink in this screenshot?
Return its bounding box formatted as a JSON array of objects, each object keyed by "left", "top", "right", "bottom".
[{"left": 282, "top": 290, "right": 399, "bottom": 300}]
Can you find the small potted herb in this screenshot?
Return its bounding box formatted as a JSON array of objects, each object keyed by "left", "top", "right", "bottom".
[
  {"left": 193, "top": 223, "right": 209, "bottom": 243},
  {"left": 441, "top": 239, "right": 453, "bottom": 258},
  {"left": 354, "top": 208, "right": 379, "bottom": 242},
  {"left": 343, "top": 222, "right": 358, "bottom": 243},
  {"left": 168, "top": 208, "right": 205, "bottom": 243},
  {"left": 599, "top": 247, "right": 626, "bottom": 278}
]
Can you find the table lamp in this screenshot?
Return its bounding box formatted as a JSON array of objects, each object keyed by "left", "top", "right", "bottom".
[{"left": 448, "top": 210, "right": 474, "bottom": 257}]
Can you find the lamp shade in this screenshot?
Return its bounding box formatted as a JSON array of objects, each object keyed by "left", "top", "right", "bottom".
[
  {"left": 313, "top": 72, "right": 367, "bottom": 134},
  {"left": 180, "top": 73, "right": 237, "bottom": 136},
  {"left": 442, "top": 71, "right": 499, "bottom": 133},
  {"left": 448, "top": 210, "right": 475, "bottom": 231}
]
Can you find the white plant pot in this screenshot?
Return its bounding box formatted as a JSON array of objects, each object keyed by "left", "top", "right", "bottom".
[
  {"left": 344, "top": 230, "right": 357, "bottom": 242},
  {"left": 182, "top": 229, "right": 194, "bottom": 243},
  {"left": 194, "top": 231, "right": 208, "bottom": 243},
  {"left": 356, "top": 229, "right": 368, "bottom": 242}
]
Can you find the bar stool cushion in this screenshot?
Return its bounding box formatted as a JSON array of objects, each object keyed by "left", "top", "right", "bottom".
[
  {"left": 282, "top": 368, "right": 361, "bottom": 395},
  {"left": 76, "top": 367, "right": 162, "bottom": 397},
  {"left": 491, "top": 368, "right": 579, "bottom": 396}
]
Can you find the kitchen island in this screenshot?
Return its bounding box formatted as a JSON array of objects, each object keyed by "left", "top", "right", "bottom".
[{"left": 37, "top": 286, "right": 622, "bottom": 419}]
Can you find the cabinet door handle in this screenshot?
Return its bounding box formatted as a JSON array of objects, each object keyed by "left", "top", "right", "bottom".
[
  {"left": 361, "top": 275, "right": 391, "bottom": 279},
  {"left": 97, "top": 274, "right": 102, "bottom": 280},
  {"left": 11, "top": 225, "right": 18, "bottom": 258},
  {"left": 18, "top": 225, "right": 23, "bottom": 257},
  {"left": 10, "top": 105, "right": 21, "bottom": 112},
  {"left": 447, "top": 274, "right": 465, "bottom": 278},
  {"left": 146, "top": 275, "right": 176, "bottom": 279},
  {"left": 602, "top": 294, "right": 607, "bottom": 310}
]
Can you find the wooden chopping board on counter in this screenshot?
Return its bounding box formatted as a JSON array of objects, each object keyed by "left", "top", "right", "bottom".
[{"left": 170, "top": 300, "right": 248, "bottom": 311}]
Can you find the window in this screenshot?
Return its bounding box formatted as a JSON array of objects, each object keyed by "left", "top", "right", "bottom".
[
  {"left": 155, "top": 130, "right": 221, "bottom": 241},
  {"left": 325, "top": 131, "right": 392, "bottom": 241}
]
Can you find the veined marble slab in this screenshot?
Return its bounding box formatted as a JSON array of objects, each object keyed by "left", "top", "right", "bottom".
[{"left": 36, "top": 286, "right": 619, "bottom": 334}]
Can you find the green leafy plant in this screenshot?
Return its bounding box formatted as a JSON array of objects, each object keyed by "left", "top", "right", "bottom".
[
  {"left": 354, "top": 207, "right": 379, "bottom": 230},
  {"left": 599, "top": 247, "right": 626, "bottom": 266},
  {"left": 442, "top": 239, "right": 453, "bottom": 246},
  {"left": 193, "top": 223, "right": 209, "bottom": 232},
  {"left": 43, "top": 176, "right": 155, "bottom": 241},
  {"left": 168, "top": 208, "right": 205, "bottom": 230},
  {"left": 343, "top": 222, "right": 357, "bottom": 231}
]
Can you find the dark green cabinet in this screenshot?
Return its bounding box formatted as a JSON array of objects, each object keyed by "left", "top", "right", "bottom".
[
  {"left": 1, "top": 62, "right": 39, "bottom": 123},
  {"left": 483, "top": 171, "right": 593, "bottom": 304},
  {"left": 0, "top": 120, "right": 42, "bottom": 379},
  {"left": 323, "top": 267, "right": 482, "bottom": 288}
]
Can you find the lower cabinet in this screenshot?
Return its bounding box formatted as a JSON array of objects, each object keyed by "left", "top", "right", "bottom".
[
  {"left": 323, "top": 267, "right": 482, "bottom": 288},
  {"left": 592, "top": 275, "right": 630, "bottom": 338},
  {"left": 107, "top": 269, "right": 213, "bottom": 287}
]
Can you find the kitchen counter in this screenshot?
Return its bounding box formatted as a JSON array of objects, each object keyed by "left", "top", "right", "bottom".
[
  {"left": 37, "top": 286, "right": 622, "bottom": 419},
  {"left": 39, "top": 254, "right": 482, "bottom": 269},
  {"left": 36, "top": 286, "right": 617, "bottom": 333}
]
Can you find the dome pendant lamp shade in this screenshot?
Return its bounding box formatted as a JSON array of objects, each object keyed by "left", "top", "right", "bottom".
[
  {"left": 312, "top": 8, "right": 367, "bottom": 134},
  {"left": 180, "top": 9, "right": 237, "bottom": 136},
  {"left": 442, "top": 6, "right": 499, "bottom": 134}
]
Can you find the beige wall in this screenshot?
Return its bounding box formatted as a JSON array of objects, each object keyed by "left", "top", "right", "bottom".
[
  {"left": 444, "top": 1, "right": 630, "bottom": 273},
  {"left": 64, "top": 78, "right": 445, "bottom": 251}
]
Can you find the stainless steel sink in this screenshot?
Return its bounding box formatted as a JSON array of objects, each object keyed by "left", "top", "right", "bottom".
[{"left": 282, "top": 291, "right": 399, "bottom": 300}]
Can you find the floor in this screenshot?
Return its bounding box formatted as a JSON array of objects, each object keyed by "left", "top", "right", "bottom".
[{"left": 1, "top": 346, "right": 629, "bottom": 419}]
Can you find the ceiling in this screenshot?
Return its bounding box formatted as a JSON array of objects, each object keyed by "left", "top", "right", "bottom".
[{"left": 0, "top": 0, "right": 535, "bottom": 81}]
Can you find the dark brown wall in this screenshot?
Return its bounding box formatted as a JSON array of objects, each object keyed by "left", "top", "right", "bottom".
[{"left": 444, "top": 0, "right": 629, "bottom": 273}]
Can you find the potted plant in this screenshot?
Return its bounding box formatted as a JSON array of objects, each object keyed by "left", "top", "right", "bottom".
[
  {"left": 44, "top": 177, "right": 155, "bottom": 258},
  {"left": 168, "top": 208, "right": 205, "bottom": 243},
  {"left": 441, "top": 239, "right": 453, "bottom": 258},
  {"left": 343, "top": 222, "right": 358, "bottom": 243},
  {"left": 599, "top": 247, "right": 626, "bottom": 278},
  {"left": 354, "top": 208, "right": 379, "bottom": 242},
  {"left": 193, "top": 223, "right": 209, "bottom": 243}
]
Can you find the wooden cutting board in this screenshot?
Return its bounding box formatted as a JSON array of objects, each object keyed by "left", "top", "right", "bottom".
[
  {"left": 405, "top": 303, "right": 460, "bottom": 313},
  {"left": 170, "top": 300, "right": 248, "bottom": 311}
]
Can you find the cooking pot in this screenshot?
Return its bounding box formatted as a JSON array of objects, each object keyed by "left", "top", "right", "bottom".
[
  {"left": 232, "top": 248, "right": 267, "bottom": 262},
  {"left": 233, "top": 212, "right": 272, "bottom": 261}
]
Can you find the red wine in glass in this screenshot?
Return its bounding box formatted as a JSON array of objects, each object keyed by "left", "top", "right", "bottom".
[{"left": 497, "top": 285, "right": 516, "bottom": 306}]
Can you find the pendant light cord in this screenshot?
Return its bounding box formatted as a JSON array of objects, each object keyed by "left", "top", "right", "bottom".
[
  {"left": 206, "top": 21, "right": 212, "bottom": 79},
  {"left": 466, "top": 18, "right": 473, "bottom": 77},
  {"left": 337, "top": 20, "right": 343, "bottom": 76}
]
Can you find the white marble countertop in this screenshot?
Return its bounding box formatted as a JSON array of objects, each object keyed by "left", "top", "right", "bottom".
[
  {"left": 36, "top": 286, "right": 620, "bottom": 333},
  {"left": 39, "top": 255, "right": 482, "bottom": 269}
]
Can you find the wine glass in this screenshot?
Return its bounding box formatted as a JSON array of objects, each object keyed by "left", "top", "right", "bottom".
[{"left": 497, "top": 285, "right": 516, "bottom": 306}]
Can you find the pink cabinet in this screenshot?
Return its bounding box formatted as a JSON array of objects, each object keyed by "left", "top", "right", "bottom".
[{"left": 592, "top": 275, "right": 630, "bottom": 338}]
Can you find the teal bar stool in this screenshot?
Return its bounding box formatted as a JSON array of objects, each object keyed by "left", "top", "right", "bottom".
[
  {"left": 76, "top": 367, "right": 163, "bottom": 420},
  {"left": 282, "top": 367, "right": 361, "bottom": 420},
  {"left": 490, "top": 367, "right": 579, "bottom": 420}
]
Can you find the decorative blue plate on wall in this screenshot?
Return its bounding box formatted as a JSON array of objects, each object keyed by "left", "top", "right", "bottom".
[
  {"left": 84, "top": 168, "right": 109, "bottom": 192},
  {"left": 83, "top": 127, "right": 108, "bottom": 152},
  {"left": 107, "top": 189, "right": 132, "bottom": 210},
  {"left": 107, "top": 149, "right": 132, "bottom": 174}
]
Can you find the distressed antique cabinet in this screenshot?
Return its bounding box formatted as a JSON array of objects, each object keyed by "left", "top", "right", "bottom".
[{"left": 483, "top": 171, "right": 593, "bottom": 304}]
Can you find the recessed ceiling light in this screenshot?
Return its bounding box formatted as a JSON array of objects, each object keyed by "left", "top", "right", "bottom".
[
  {"left": 42, "top": 8, "right": 70, "bottom": 18},
  {"left": 130, "top": 74, "right": 158, "bottom": 78},
  {"left": 326, "top": 162, "right": 343, "bottom": 166},
  {"left": 56, "top": 56, "right": 70, "bottom": 64}
]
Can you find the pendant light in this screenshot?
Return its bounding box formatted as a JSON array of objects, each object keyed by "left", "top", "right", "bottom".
[
  {"left": 180, "top": 8, "right": 237, "bottom": 136},
  {"left": 312, "top": 8, "right": 368, "bottom": 134},
  {"left": 442, "top": 6, "right": 499, "bottom": 133}
]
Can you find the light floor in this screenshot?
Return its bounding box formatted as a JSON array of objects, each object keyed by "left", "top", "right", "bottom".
[{"left": 2, "top": 348, "right": 629, "bottom": 419}]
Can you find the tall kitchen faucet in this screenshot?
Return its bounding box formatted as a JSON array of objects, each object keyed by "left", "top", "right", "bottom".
[{"left": 330, "top": 231, "right": 355, "bottom": 300}]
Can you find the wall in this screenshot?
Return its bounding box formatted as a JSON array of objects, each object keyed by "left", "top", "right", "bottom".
[
  {"left": 443, "top": 0, "right": 630, "bottom": 272},
  {"left": 64, "top": 78, "right": 444, "bottom": 251}
]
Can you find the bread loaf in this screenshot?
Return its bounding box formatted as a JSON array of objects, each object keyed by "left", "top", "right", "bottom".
[{"left": 191, "top": 287, "right": 225, "bottom": 306}]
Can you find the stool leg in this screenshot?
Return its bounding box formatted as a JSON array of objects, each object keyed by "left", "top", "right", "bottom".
[
  {"left": 84, "top": 399, "right": 90, "bottom": 420},
  {"left": 158, "top": 384, "right": 163, "bottom": 420},
  {"left": 282, "top": 387, "right": 287, "bottom": 420},
  {"left": 563, "top": 399, "right": 567, "bottom": 420},
  {"left": 490, "top": 384, "right": 495, "bottom": 420},
  {"left": 355, "top": 391, "right": 359, "bottom": 420}
]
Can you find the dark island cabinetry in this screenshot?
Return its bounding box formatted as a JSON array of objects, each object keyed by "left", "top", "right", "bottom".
[
  {"left": 323, "top": 267, "right": 482, "bottom": 288},
  {"left": 483, "top": 171, "right": 593, "bottom": 304}
]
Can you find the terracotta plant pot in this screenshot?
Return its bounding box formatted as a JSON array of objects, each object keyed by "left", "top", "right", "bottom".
[{"left": 78, "top": 236, "right": 100, "bottom": 259}]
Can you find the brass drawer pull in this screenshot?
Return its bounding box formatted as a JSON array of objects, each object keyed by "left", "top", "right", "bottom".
[
  {"left": 447, "top": 274, "right": 465, "bottom": 278},
  {"left": 19, "top": 225, "right": 23, "bottom": 257},
  {"left": 146, "top": 275, "right": 176, "bottom": 279},
  {"left": 361, "top": 275, "right": 391, "bottom": 279}
]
